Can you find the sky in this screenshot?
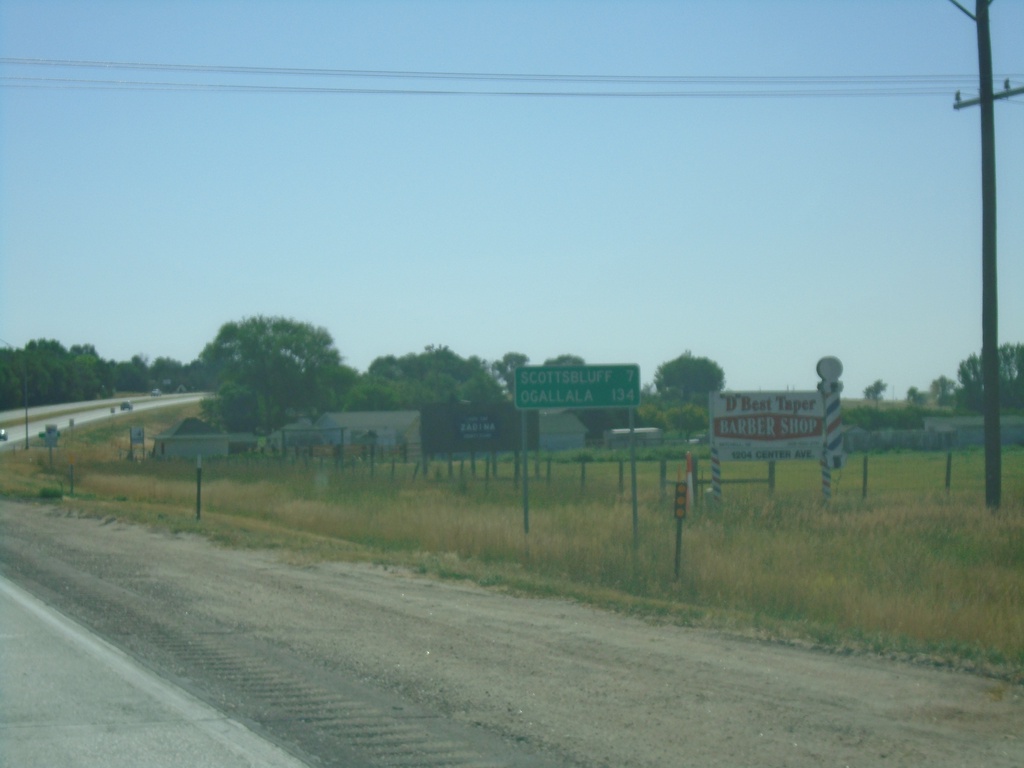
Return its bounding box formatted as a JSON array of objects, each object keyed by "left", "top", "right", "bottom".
[{"left": 1, "top": 1, "right": 1022, "bottom": 400}]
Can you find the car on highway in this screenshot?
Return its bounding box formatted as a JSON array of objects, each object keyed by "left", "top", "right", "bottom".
[
  {"left": 120, "top": 401, "right": 133, "bottom": 411},
  {"left": 0, "top": 428, "right": 7, "bottom": 441},
  {"left": 150, "top": 389, "right": 162, "bottom": 396}
]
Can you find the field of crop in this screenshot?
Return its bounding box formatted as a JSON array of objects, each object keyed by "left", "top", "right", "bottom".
[{"left": 2, "top": 401, "right": 1022, "bottom": 680}]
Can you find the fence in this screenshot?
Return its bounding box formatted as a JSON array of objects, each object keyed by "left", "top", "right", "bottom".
[{"left": 144, "top": 445, "right": 1023, "bottom": 507}]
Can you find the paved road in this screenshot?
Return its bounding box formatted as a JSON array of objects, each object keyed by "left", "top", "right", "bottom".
[
  {"left": 0, "top": 394, "right": 207, "bottom": 452},
  {"left": 0, "top": 574, "right": 309, "bottom": 768}
]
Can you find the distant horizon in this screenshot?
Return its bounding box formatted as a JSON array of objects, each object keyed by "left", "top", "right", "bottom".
[{"left": 1, "top": 328, "right": 989, "bottom": 404}]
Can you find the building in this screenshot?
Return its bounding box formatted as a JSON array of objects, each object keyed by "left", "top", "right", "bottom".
[
  {"left": 604, "top": 427, "right": 664, "bottom": 449},
  {"left": 153, "top": 418, "right": 256, "bottom": 459},
  {"left": 315, "top": 411, "right": 422, "bottom": 460},
  {"left": 539, "top": 411, "right": 588, "bottom": 451}
]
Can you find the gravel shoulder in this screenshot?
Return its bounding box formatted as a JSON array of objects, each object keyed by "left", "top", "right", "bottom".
[{"left": 2, "top": 500, "right": 1021, "bottom": 767}]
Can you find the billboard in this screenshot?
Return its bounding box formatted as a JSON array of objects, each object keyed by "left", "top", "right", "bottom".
[
  {"left": 709, "top": 391, "right": 824, "bottom": 462},
  {"left": 420, "top": 403, "right": 537, "bottom": 454}
]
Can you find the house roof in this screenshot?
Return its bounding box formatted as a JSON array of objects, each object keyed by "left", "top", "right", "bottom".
[
  {"left": 923, "top": 415, "right": 1024, "bottom": 431},
  {"left": 539, "top": 411, "right": 587, "bottom": 435},
  {"left": 154, "top": 418, "right": 222, "bottom": 440},
  {"left": 316, "top": 411, "right": 420, "bottom": 432}
]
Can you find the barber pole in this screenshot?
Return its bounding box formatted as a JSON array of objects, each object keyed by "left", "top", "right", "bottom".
[
  {"left": 816, "top": 357, "right": 845, "bottom": 501},
  {"left": 710, "top": 445, "right": 721, "bottom": 499}
]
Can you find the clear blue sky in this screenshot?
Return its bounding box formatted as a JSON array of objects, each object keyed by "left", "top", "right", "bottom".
[{"left": 2, "top": 1, "right": 1021, "bottom": 399}]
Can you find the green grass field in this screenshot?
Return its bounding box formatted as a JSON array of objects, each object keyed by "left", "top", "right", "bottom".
[{"left": 3, "top": 402, "right": 1022, "bottom": 680}]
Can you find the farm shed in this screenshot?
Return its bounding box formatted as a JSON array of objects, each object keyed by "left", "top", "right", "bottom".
[
  {"left": 539, "top": 411, "right": 588, "bottom": 451},
  {"left": 922, "top": 415, "right": 1024, "bottom": 448},
  {"left": 315, "top": 411, "right": 422, "bottom": 459},
  {"left": 153, "top": 418, "right": 256, "bottom": 459},
  {"left": 269, "top": 418, "right": 329, "bottom": 452},
  {"left": 604, "top": 427, "right": 663, "bottom": 449}
]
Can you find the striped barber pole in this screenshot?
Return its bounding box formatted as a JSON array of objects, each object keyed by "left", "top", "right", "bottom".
[
  {"left": 710, "top": 445, "right": 721, "bottom": 499},
  {"left": 816, "top": 357, "right": 844, "bottom": 501},
  {"left": 824, "top": 390, "right": 843, "bottom": 463}
]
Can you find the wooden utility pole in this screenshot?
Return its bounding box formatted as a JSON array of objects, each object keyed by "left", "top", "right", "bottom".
[{"left": 950, "top": 0, "right": 1012, "bottom": 509}]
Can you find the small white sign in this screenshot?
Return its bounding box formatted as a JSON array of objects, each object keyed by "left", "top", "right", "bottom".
[{"left": 130, "top": 427, "right": 145, "bottom": 446}]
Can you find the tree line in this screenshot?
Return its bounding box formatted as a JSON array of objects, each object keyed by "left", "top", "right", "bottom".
[
  {"left": 2, "top": 317, "right": 1021, "bottom": 437},
  {"left": 0, "top": 339, "right": 212, "bottom": 410}
]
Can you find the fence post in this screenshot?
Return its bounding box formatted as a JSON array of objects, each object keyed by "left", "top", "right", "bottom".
[
  {"left": 619, "top": 460, "right": 625, "bottom": 494},
  {"left": 862, "top": 455, "right": 869, "bottom": 499},
  {"left": 693, "top": 457, "right": 700, "bottom": 509},
  {"left": 945, "top": 451, "right": 953, "bottom": 494},
  {"left": 580, "top": 458, "right": 586, "bottom": 489},
  {"left": 768, "top": 461, "right": 776, "bottom": 494},
  {"left": 659, "top": 459, "right": 667, "bottom": 500},
  {"left": 196, "top": 454, "right": 202, "bottom": 521}
]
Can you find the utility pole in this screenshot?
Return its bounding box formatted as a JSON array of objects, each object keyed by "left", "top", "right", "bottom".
[{"left": 949, "top": 0, "right": 1017, "bottom": 509}]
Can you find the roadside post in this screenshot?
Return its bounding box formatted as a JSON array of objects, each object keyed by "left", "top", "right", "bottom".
[
  {"left": 196, "top": 454, "right": 202, "bottom": 521},
  {"left": 514, "top": 364, "right": 641, "bottom": 545},
  {"left": 44, "top": 424, "right": 59, "bottom": 468},
  {"left": 673, "top": 452, "right": 694, "bottom": 580}
]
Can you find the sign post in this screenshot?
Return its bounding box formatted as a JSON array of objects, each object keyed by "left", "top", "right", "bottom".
[
  {"left": 672, "top": 452, "right": 694, "bottom": 579},
  {"left": 196, "top": 454, "right": 202, "bottom": 521},
  {"left": 515, "top": 364, "right": 641, "bottom": 545}
]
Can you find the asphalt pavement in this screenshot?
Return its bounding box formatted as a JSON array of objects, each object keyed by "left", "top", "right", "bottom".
[{"left": 0, "top": 575, "right": 309, "bottom": 768}]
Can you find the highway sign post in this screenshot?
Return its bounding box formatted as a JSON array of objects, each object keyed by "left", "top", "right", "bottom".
[{"left": 514, "top": 364, "right": 642, "bottom": 547}]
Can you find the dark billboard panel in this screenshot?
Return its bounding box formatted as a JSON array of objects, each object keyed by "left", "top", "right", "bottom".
[{"left": 421, "top": 403, "right": 537, "bottom": 454}]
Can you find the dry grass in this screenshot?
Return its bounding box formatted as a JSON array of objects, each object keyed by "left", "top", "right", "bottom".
[{"left": 2, "top": 406, "right": 1022, "bottom": 679}]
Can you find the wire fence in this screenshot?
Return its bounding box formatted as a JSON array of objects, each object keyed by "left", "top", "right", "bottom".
[{"left": 126, "top": 444, "right": 1024, "bottom": 509}]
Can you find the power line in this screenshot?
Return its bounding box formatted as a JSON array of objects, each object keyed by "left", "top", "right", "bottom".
[
  {"left": 1, "top": 57, "right": 1016, "bottom": 99},
  {"left": 0, "top": 75, "right": 981, "bottom": 98}
]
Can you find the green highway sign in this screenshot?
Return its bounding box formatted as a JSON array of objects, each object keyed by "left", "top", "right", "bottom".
[{"left": 514, "top": 364, "right": 641, "bottom": 410}]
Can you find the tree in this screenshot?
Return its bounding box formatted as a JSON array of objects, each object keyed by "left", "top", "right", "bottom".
[
  {"left": 906, "top": 386, "right": 926, "bottom": 406},
  {"left": 863, "top": 379, "right": 888, "bottom": 403},
  {"left": 200, "top": 316, "right": 352, "bottom": 432},
  {"left": 491, "top": 352, "right": 529, "bottom": 396},
  {"left": 957, "top": 342, "right": 1024, "bottom": 411},
  {"left": 930, "top": 375, "right": 957, "bottom": 407},
  {"left": 653, "top": 352, "right": 724, "bottom": 404},
  {"left": 364, "top": 345, "right": 505, "bottom": 408},
  {"left": 343, "top": 375, "right": 403, "bottom": 412},
  {"left": 202, "top": 381, "right": 259, "bottom": 432},
  {"left": 670, "top": 402, "right": 708, "bottom": 438},
  {"left": 543, "top": 353, "right": 586, "bottom": 367},
  {"left": 115, "top": 355, "right": 150, "bottom": 393}
]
